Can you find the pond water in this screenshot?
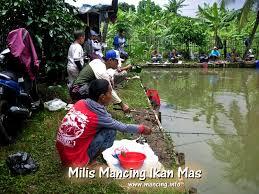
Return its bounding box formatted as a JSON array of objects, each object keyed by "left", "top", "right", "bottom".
[{"left": 141, "top": 68, "right": 259, "bottom": 194}]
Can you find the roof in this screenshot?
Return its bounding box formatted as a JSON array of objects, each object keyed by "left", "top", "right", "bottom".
[
  {"left": 77, "top": 0, "right": 118, "bottom": 23},
  {"left": 78, "top": 4, "right": 113, "bottom": 14}
]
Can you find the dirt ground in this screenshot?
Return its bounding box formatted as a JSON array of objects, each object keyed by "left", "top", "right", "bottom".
[{"left": 130, "top": 109, "right": 176, "bottom": 168}]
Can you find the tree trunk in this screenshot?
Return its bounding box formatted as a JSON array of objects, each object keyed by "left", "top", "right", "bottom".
[
  {"left": 243, "top": 10, "right": 259, "bottom": 59},
  {"left": 214, "top": 29, "right": 218, "bottom": 46},
  {"left": 186, "top": 41, "right": 190, "bottom": 59},
  {"left": 223, "top": 39, "right": 227, "bottom": 59},
  {"left": 102, "top": 21, "right": 109, "bottom": 43}
]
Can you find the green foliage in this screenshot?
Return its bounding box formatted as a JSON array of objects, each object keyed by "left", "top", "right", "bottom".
[
  {"left": 221, "top": 0, "right": 259, "bottom": 28},
  {"left": 119, "top": 2, "right": 136, "bottom": 12},
  {"left": 221, "top": 0, "right": 259, "bottom": 58},
  {"left": 0, "top": 0, "right": 84, "bottom": 64},
  {"left": 106, "top": 0, "right": 258, "bottom": 62},
  {"left": 198, "top": 2, "right": 237, "bottom": 43},
  {"left": 167, "top": 17, "right": 207, "bottom": 46},
  {"left": 164, "top": 0, "right": 187, "bottom": 14},
  {"left": 137, "top": 0, "right": 162, "bottom": 15},
  {"left": 107, "top": 7, "right": 207, "bottom": 62}
]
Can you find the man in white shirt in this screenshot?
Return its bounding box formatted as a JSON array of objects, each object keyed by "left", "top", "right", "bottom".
[
  {"left": 107, "top": 50, "right": 132, "bottom": 86},
  {"left": 70, "top": 50, "right": 130, "bottom": 113},
  {"left": 67, "top": 30, "right": 85, "bottom": 88}
]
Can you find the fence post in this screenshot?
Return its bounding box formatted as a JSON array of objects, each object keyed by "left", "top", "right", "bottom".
[{"left": 223, "top": 39, "right": 227, "bottom": 59}]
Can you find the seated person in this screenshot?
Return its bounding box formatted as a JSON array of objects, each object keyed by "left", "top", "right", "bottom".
[
  {"left": 168, "top": 49, "right": 179, "bottom": 63},
  {"left": 245, "top": 49, "right": 255, "bottom": 61},
  {"left": 107, "top": 51, "right": 132, "bottom": 86},
  {"left": 70, "top": 49, "right": 129, "bottom": 113},
  {"left": 56, "top": 79, "right": 152, "bottom": 167},
  {"left": 209, "top": 47, "right": 220, "bottom": 61},
  {"left": 227, "top": 48, "right": 241, "bottom": 62},
  {"left": 151, "top": 49, "right": 162, "bottom": 63},
  {"left": 199, "top": 52, "right": 209, "bottom": 63}
]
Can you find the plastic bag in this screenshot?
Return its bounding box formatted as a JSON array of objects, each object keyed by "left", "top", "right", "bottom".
[
  {"left": 6, "top": 152, "right": 38, "bottom": 175},
  {"left": 44, "top": 98, "right": 67, "bottom": 111}
]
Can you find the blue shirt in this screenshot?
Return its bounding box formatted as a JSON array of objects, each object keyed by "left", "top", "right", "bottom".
[{"left": 210, "top": 50, "right": 220, "bottom": 57}]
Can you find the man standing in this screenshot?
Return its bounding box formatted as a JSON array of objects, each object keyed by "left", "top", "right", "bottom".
[
  {"left": 70, "top": 49, "right": 130, "bottom": 113},
  {"left": 67, "top": 30, "right": 85, "bottom": 88},
  {"left": 113, "top": 29, "right": 128, "bottom": 59}
]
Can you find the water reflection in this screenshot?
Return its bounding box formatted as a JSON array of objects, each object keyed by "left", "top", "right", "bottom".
[{"left": 141, "top": 68, "right": 259, "bottom": 194}]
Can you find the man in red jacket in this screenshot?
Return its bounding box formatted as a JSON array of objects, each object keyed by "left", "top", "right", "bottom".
[{"left": 56, "top": 79, "right": 152, "bottom": 167}]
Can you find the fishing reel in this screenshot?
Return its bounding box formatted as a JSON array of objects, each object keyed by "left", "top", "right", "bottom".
[
  {"left": 130, "top": 65, "right": 142, "bottom": 73},
  {"left": 136, "top": 135, "right": 147, "bottom": 144}
]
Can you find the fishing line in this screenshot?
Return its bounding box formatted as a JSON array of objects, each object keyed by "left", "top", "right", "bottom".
[
  {"left": 152, "top": 131, "right": 247, "bottom": 137},
  {"left": 128, "top": 109, "right": 233, "bottom": 126},
  {"left": 174, "top": 137, "right": 220, "bottom": 147}
]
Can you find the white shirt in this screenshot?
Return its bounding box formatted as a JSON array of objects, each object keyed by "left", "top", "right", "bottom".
[
  {"left": 107, "top": 60, "right": 122, "bottom": 78},
  {"left": 89, "top": 59, "right": 122, "bottom": 104},
  {"left": 118, "top": 37, "right": 126, "bottom": 48},
  {"left": 91, "top": 40, "right": 103, "bottom": 57},
  {"left": 67, "top": 42, "right": 84, "bottom": 70}
]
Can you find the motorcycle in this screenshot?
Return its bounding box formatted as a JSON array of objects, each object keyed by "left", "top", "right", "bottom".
[{"left": 0, "top": 48, "right": 41, "bottom": 145}]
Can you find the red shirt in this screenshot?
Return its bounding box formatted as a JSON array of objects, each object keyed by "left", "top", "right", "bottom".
[{"left": 56, "top": 100, "right": 98, "bottom": 167}]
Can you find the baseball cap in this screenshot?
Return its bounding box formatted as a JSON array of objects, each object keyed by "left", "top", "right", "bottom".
[{"left": 105, "top": 50, "right": 124, "bottom": 62}]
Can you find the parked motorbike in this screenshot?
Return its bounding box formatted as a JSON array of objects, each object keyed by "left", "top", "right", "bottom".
[{"left": 0, "top": 49, "right": 41, "bottom": 145}]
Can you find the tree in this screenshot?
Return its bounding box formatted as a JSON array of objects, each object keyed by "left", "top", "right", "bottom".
[
  {"left": 168, "top": 16, "right": 207, "bottom": 58},
  {"left": 221, "top": 0, "right": 259, "bottom": 59},
  {"left": 137, "top": 0, "right": 161, "bottom": 15},
  {"left": 119, "top": 2, "right": 136, "bottom": 12},
  {"left": 198, "top": 2, "right": 237, "bottom": 46},
  {"left": 164, "top": 0, "right": 187, "bottom": 14},
  {"left": 0, "top": 0, "right": 83, "bottom": 63}
]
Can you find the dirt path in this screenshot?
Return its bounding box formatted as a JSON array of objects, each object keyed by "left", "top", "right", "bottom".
[{"left": 131, "top": 109, "right": 176, "bottom": 168}]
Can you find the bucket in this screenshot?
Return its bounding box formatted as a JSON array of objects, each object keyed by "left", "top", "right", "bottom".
[{"left": 118, "top": 152, "right": 146, "bottom": 170}]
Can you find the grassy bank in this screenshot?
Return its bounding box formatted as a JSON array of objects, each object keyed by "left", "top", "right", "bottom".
[{"left": 0, "top": 79, "right": 183, "bottom": 193}]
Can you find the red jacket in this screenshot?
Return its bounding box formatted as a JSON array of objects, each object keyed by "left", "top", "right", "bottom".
[{"left": 56, "top": 99, "right": 143, "bottom": 167}]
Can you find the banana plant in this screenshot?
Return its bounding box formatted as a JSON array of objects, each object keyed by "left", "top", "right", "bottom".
[
  {"left": 164, "top": 0, "right": 187, "bottom": 14},
  {"left": 221, "top": 0, "right": 259, "bottom": 59},
  {"left": 198, "top": 2, "right": 237, "bottom": 45}
]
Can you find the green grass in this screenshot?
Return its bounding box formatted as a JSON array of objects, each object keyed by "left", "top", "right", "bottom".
[
  {"left": 0, "top": 110, "right": 123, "bottom": 193},
  {"left": 0, "top": 79, "right": 184, "bottom": 193}
]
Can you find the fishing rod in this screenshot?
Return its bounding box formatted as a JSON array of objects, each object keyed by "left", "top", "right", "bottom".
[
  {"left": 151, "top": 131, "right": 247, "bottom": 137},
  {"left": 114, "top": 108, "right": 233, "bottom": 126},
  {"left": 113, "top": 108, "right": 246, "bottom": 136}
]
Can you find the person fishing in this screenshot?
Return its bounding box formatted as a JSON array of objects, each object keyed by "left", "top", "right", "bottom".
[
  {"left": 151, "top": 49, "right": 162, "bottom": 63},
  {"left": 70, "top": 49, "right": 130, "bottom": 113},
  {"left": 168, "top": 49, "right": 179, "bottom": 63},
  {"left": 107, "top": 50, "right": 132, "bottom": 86},
  {"left": 56, "top": 79, "right": 152, "bottom": 167},
  {"left": 227, "top": 48, "right": 241, "bottom": 62},
  {"left": 209, "top": 46, "right": 220, "bottom": 61}
]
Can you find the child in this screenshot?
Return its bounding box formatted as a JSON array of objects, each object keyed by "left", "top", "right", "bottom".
[
  {"left": 67, "top": 30, "right": 85, "bottom": 88},
  {"left": 56, "top": 79, "right": 152, "bottom": 167}
]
